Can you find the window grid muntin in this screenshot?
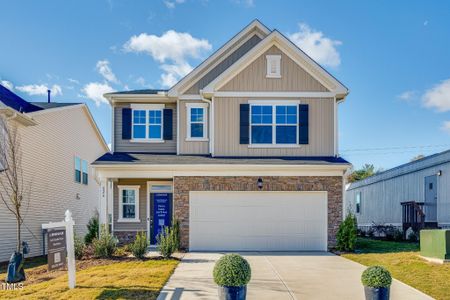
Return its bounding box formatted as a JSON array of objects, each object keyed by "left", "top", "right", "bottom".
[
  {"left": 250, "top": 104, "right": 298, "bottom": 145},
  {"left": 132, "top": 109, "right": 163, "bottom": 140}
]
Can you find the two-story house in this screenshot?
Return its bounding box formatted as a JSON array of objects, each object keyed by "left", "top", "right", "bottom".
[
  {"left": 92, "top": 20, "right": 350, "bottom": 251},
  {"left": 0, "top": 84, "right": 108, "bottom": 262}
]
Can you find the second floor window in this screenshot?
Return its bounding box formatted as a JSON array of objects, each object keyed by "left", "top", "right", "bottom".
[
  {"left": 186, "top": 103, "right": 208, "bottom": 140},
  {"left": 132, "top": 106, "right": 163, "bottom": 141},
  {"left": 250, "top": 104, "right": 297, "bottom": 145}
]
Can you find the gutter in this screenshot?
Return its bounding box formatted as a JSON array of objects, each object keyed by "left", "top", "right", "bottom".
[{"left": 200, "top": 90, "right": 213, "bottom": 155}]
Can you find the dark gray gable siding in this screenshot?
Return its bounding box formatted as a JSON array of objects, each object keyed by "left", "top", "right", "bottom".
[
  {"left": 114, "top": 103, "right": 177, "bottom": 153},
  {"left": 184, "top": 34, "right": 262, "bottom": 94}
]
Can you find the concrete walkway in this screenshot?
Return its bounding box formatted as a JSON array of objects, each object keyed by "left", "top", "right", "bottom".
[{"left": 157, "top": 252, "right": 433, "bottom": 300}]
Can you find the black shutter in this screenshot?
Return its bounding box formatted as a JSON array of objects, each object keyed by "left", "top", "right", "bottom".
[
  {"left": 299, "top": 104, "right": 309, "bottom": 144},
  {"left": 163, "top": 109, "right": 173, "bottom": 140},
  {"left": 122, "top": 108, "right": 132, "bottom": 140},
  {"left": 240, "top": 104, "right": 250, "bottom": 144}
]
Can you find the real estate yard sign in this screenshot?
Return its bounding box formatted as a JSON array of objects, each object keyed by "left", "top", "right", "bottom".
[
  {"left": 41, "top": 210, "right": 76, "bottom": 289},
  {"left": 47, "top": 229, "right": 67, "bottom": 271}
]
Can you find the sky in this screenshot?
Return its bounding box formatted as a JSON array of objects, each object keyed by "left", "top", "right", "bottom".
[{"left": 1, "top": 0, "right": 450, "bottom": 170}]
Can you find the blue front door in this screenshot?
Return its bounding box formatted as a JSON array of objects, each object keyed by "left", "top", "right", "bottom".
[{"left": 151, "top": 193, "right": 172, "bottom": 245}]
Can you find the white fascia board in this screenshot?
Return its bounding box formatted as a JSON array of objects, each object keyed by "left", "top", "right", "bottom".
[
  {"left": 203, "top": 31, "right": 348, "bottom": 98},
  {"left": 0, "top": 108, "right": 38, "bottom": 126},
  {"left": 168, "top": 20, "right": 271, "bottom": 97},
  {"left": 93, "top": 163, "right": 350, "bottom": 180}
]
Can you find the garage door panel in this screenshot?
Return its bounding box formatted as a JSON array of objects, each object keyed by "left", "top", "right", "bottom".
[{"left": 189, "top": 191, "right": 328, "bottom": 251}]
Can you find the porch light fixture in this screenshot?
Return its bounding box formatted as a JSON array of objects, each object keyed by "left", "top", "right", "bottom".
[
  {"left": 437, "top": 170, "right": 442, "bottom": 176},
  {"left": 257, "top": 177, "right": 263, "bottom": 190}
]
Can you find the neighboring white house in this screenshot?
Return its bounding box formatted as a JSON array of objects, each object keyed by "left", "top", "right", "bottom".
[
  {"left": 0, "top": 84, "right": 109, "bottom": 262},
  {"left": 346, "top": 150, "right": 450, "bottom": 233}
]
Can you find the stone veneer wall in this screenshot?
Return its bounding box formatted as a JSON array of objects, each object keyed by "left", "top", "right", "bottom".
[
  {"left": 115, "top": 231, "right": 146, "bottom": 245},
  {"left": 173, "top": 176, "right": 343, "bottom": 250}
]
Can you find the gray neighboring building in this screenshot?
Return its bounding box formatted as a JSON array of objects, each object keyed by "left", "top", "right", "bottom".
[{"left": 346, "top": 150, "right": 450, "bottom": 232}]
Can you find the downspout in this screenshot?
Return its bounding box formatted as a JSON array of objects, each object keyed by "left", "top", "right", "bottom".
[{"left": 200, "top": 90, "right": 213, "bottom": 155}]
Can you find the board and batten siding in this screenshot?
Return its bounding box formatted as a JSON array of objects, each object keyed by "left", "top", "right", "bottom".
[
  {"left": 345, "top": 155, "right": 450, "bottom": 227},
  {"left": 178, "top": 101, "right": 209, "bottom": 154},
  {"left": 213, "top": 97, "right": 334, "bottom": 157},
  {"left": 0, "top": 106, "right": 106, "bottom": 262},
  {"left": 113, "top": 179, "right": 148, "bottom": 232},
  {"left": 183, "top": 33, "right": 263, "bottom": 94},
  {"left": 219, "top": 45, "right": 329, "bottom": 92},
  {"left": 113, "top": 103, "right": 177, "bottom": 153}
]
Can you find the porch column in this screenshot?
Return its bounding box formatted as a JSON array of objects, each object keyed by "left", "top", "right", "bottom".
[{"left": 99, "top": 177, "right": 110, "bottom": 233}]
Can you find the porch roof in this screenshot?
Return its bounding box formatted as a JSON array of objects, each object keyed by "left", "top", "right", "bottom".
[{"left": 93, "top": 152, "right": 350, "bottom": 166}]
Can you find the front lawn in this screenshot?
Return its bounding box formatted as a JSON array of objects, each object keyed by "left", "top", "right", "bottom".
[
  {"left": 0, "top": 257, "right": 178, "bottom": 299},
  {"left": 343, "top": 238, "right": 450, "bottom": 300}
]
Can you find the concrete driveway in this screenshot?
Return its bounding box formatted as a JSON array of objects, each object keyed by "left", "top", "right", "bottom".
[{"left": 157, "top": 252, "right": 433, "bottom": 300}]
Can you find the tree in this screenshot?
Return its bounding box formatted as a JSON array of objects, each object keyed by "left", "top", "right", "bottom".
[
  {"left": 347, "top": 164, "right": 377, "bottom": 183},
  {"left": 0, "top": 116, "right": 30, "bottom": 253}
]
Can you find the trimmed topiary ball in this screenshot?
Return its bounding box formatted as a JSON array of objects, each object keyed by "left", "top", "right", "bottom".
[
  {"left": 213, "top": 254, "right": 251, "bottom": 287},
  {"left": 361, "top": 266, "right": 392, "bottom": 288}
]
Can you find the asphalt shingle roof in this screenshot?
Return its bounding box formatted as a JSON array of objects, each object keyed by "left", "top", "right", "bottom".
[
  {"left": 30, "top": 102, "right": 81, "bottom": 109},
  {"left": 109, "top": 89, "right": 168, "bottom": 95},
  {"left": 0, "top": 84, "right": 43, "bottom": 113},
  {"left": 93, "top": 152, "right": 350, "bottom": 166}
]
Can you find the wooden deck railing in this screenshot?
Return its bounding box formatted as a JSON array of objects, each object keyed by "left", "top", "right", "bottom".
[{"left": 401, "top": 201, "right": 425, "bottom": 235}]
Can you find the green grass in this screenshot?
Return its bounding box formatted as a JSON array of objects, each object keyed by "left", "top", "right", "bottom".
[
  {"left": 343, "top": 238, "right": 450, "bottom": 300},
  {"left": 0, "top": 256, "right": 47, "bottom": 275},
  {"left": 0, "top": 259, "right": 178, "bottom": 300}
]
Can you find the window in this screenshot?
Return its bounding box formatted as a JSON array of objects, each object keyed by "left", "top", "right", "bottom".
[
  {"left": 266, "top": 55, "right": 281, "bottom": 78},
  {"left": 82, "top": 160, "right": 88, "bottom": 185},
  {"left": 118, "top": 186, "right": 140, "bottom": 222},
  {"left": 250, "top": 103, "right": 298, "bottom": 145},
  {"left": 356, "top": 192, "right": 361, "bottom": 214},
  {"left": 74, "top": 157, "right": 81, "bottom": 183},
  {"left": 131, "top": 104, "right": 164, "bottom": 141},
  {"left": 186, "top": 103, "right": 208, "bottom": 140}
]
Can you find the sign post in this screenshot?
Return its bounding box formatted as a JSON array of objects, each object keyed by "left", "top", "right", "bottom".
[{"left": 41, "top": 210, "right": 76, "bottom": 289}]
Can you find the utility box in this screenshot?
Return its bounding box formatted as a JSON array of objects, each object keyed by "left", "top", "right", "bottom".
[{"left": 420, "top": 229, "right": 450, "bottom": 263}]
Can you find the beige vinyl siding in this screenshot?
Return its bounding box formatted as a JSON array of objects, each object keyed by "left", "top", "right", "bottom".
[
  {"left": 113, "top": 179, "right": 148, "bottom": 232},
  {"left": 114, "top": 103, "right": 177, "bottom": 153},
  {"left": 213, "top": 97, "right": 334, "bottom": 157},
  {"left": 0, "top": 106, "right": 106, "bottom": 262},
  {"left": 220, "top": 46, "right": 328, "bottom": 92},
  {"left": 178, "top": 101, "right": 209, "bottom": 155},
  {"left": 183, "top": 32, "right": 264, "bottom": 94}
]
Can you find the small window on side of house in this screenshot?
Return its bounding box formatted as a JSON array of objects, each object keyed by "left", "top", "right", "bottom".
[
  {"left": 74, "top": 157, "right": 81, "bottom": 183},
  {"left": 266, "top": 55, "right": 281, "bottom": 78},
  {"left": 82, "top": 160, "right": 88, "bottom": 185},
  {"left": 356, "top": 192, "right": 361, "bottom": 214}
]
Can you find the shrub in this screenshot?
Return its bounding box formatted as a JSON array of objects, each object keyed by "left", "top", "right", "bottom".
[
  {"left": 392, "top": 228, "right": 403, "bottom": 241},
  {"left": 85, "top": 214, "right": 99, "bottom": 244},
  {"left": 367, "top": 228, "right": 375, "bottom": 238},
  {"left": 213, "top": 254, "right": 251, "bottom": 287},
  {"left": 336, "top": 213, "right": 357, "bottom": 251},
  {"left": 114, "top": 245, "right": 130, "bottom": 257},
  {"left": 93, "top": 225, "right": 118, "bottom": 258},
  {"left": 130, "top": 232, "right": 148, "bottom": 259},
  {"left": 157, "top": 227, "right": 176, "bottom": 258},
  {"left": 361, "top": 266, "right": 392, "bottom": 288},
  {"left": 407, "top": 230, "right": 419, "bottom": 242},
  {"left": 74, "top": 235, "right": 86, "bottom": 260},
  {"left": 171, "top": 219, "right": 181, "bottom": 252}
]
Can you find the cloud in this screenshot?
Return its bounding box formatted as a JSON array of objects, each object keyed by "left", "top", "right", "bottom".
[
  {"left": 164, "top": 0, "right": 185, "bottom": 9},
  {"left": 422, "top": 78, "right": 450, "bottom": 112},
  {"left": 81, "top": 82, "right": 115, "bottom": 106},
  {"left": 16, "top": 84, "right": 62, "bottom": 96},
  {"left": 68, "top": 78, "right": 80, "bottom": 85},
  {"left": 123, "top": 30, "right": 211, "bottom": 87},
  {"left": 135, "top": 76, "right": 154, "bottom": 89},
  {"left": 424, "top": 20, "right": 429, "bottom": 26},
  {"left": 1, "top": 80, "right": 14, "bottom": 91},
  {"left": 96, "top": 60, "right": 119, "bottom": 83},
  {"left": 288, "top": 23, "right": 342, "bottom": 68},
  {"left": 398, "top": 90, "right": 416, "bottom": 102},
  {"left": 233, "top": 0, "right": 254, "bottom": 7},
  {"left": 442, "top": 121, "right": 450, "bottom": 135}
]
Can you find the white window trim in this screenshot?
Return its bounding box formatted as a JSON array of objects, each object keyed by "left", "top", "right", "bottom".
[
  {"left": 130, "top": 104, "right": 165, "bottom": 143},
  {"left": 186, "top": 103, "right": 208, "bottom": 141},
  {"left": 266, "top": 55, "right": 281, "bottom": 78},
  {"left": 356, "top": 192, "right": 361, "bottom": 214},
  {"left": 249, "top": 100, "right": 299, "bottom": 147},
  {"left": 118, "top": 185, "right": 141, "bottom": 223},
  {"left": 74, "top": 156, "right": 81, "bottom": 184}
]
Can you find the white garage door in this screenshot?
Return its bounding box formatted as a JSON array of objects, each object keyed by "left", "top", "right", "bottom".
[{"left": 189, "top": 191, "right": 328, "bottom": 251}]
